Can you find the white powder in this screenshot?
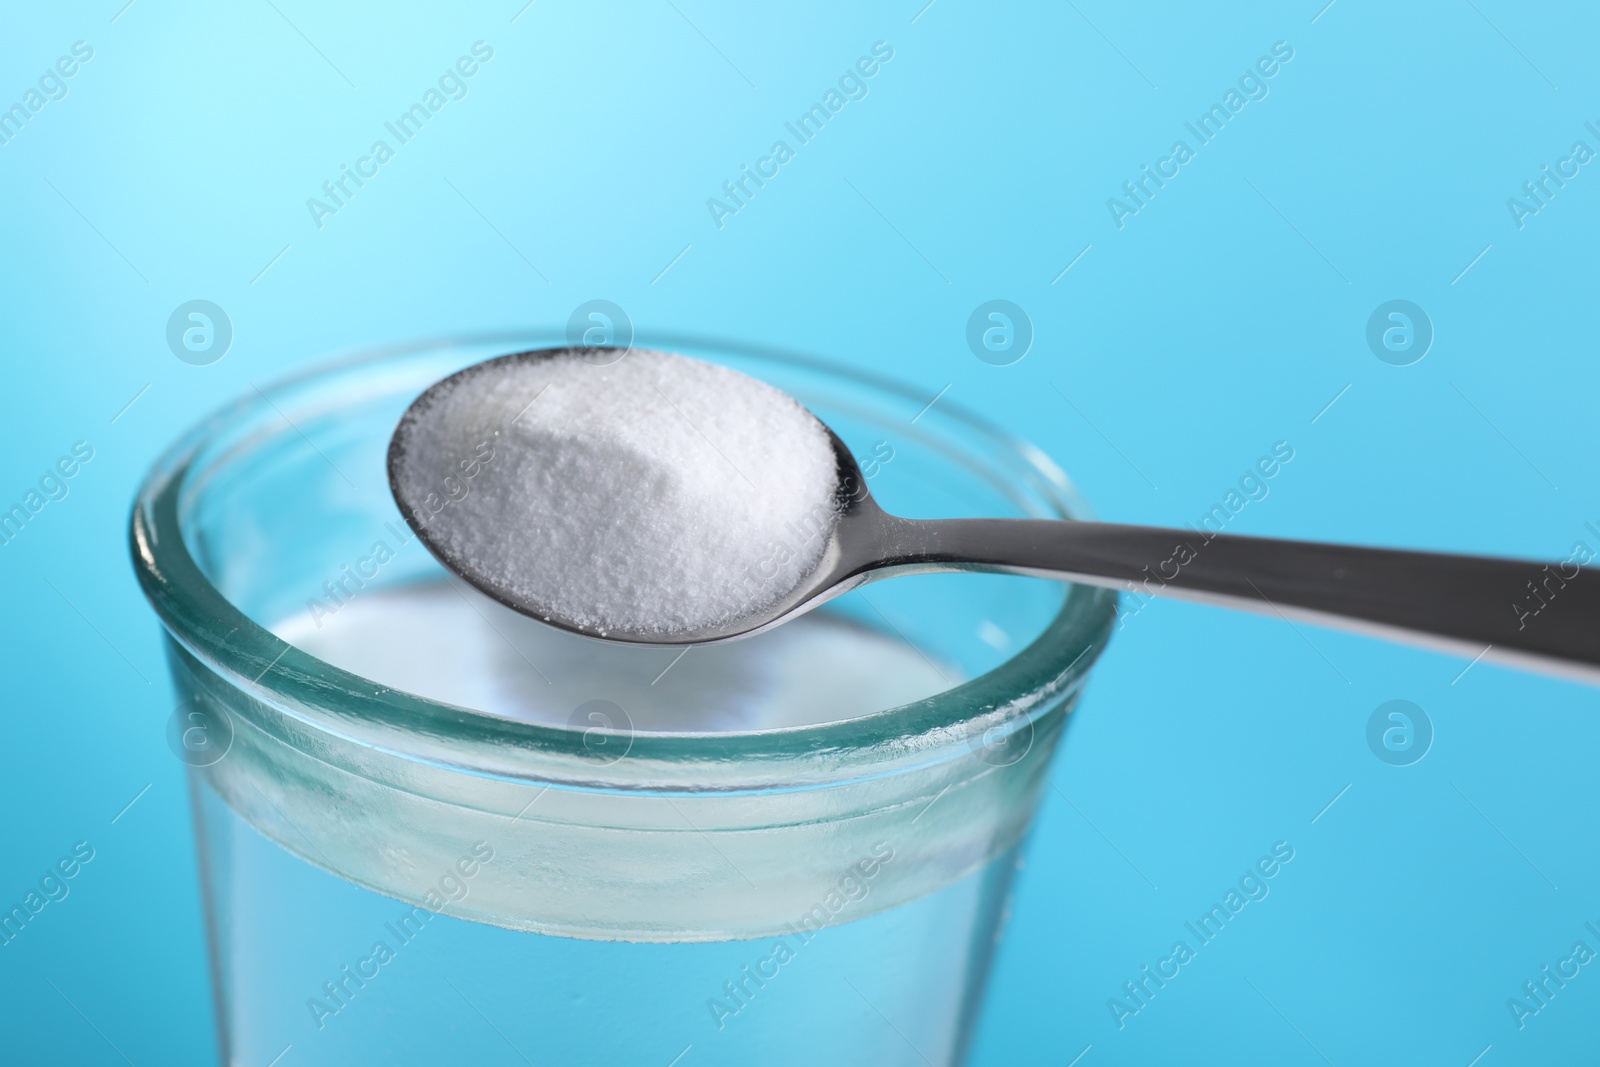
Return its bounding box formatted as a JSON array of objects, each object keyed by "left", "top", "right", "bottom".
[{"left": 390, "top": 348, "right": 841, "bottom": 636}]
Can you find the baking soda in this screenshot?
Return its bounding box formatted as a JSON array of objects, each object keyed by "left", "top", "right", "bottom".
[{"left": 390, "top": 349, "right": 840, "bottom": 635}]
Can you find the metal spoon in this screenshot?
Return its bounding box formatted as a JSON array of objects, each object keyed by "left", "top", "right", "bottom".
[{"left": 391, "top": 387, "right": 1600, "bottom": 684}]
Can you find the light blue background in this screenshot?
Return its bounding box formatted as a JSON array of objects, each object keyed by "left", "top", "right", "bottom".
[{"left": 2, "top": 1, "right": 1597, "bottom": 1063}]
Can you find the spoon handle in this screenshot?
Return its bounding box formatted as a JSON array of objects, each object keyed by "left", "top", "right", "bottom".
[{"left": 893, "top": 518, "right": 1600, "bottom": 681}]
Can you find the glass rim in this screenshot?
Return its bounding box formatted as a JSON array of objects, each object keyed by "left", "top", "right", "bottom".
[{"left": 130, "top": 331, "right": 1119, "bottom": 788}]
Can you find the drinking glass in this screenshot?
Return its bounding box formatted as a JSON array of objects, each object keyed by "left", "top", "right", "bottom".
[{"left": 131, "top": 334, "right": 1116, "bottom": 1066}]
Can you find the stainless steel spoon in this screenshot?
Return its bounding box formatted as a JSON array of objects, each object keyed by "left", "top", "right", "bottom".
[{"left": 390, "top": 374, "right": 1600, "bottom": 684}]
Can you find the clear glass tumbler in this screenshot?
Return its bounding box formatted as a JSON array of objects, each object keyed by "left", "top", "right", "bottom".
[{"left": 131, "top": 335, "right": 1116, "bottom": 1067}]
